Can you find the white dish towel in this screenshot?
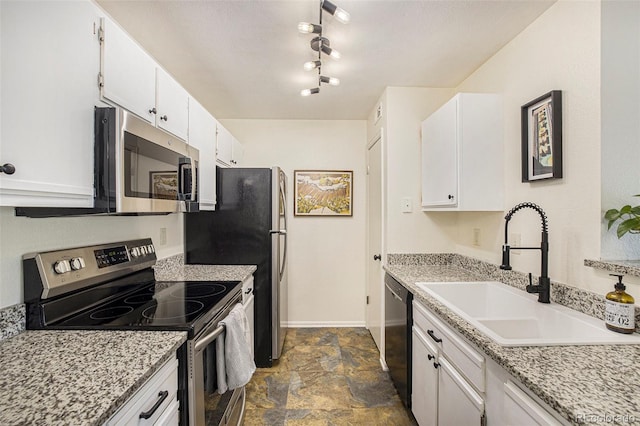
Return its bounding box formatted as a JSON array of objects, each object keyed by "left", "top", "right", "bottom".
[{"left": 216, "top": 303, "right": 256, "bottom": 394}]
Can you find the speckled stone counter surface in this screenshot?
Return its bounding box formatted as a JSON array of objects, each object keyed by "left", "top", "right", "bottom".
[
  {"left": 386, "top": 253, "right": 640, "bottom": 425},
  {"left": 154, "top": 253, "right": 256, "bottom": 282},
  {"left": 0, "top": 303, "right": 25, "bottom": 342},
  {"left": 0, "top": 330, "right": 185, "bottom": 426},
  {"left": 585, "top": 258, "right": 640, "bottom": 278}
]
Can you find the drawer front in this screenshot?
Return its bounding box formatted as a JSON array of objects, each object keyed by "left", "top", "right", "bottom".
[
  {"left": 106, "top": 357, "right": 179, "bottom": 426},
  {"left": 413, "top": 300, "right": 485, "bottom": 392},
  {"left": 504, "top": 381, "right": 562, "bottom": 426}
]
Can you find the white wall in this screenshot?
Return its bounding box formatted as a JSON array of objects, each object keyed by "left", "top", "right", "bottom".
[
  {"left": 221, "top": 119, "right": 367, "bottom": 326},
  {"left": 0, "top": 208, "right": 183, "bottom": 309},
  {"left": 451, "top": 1, "right": 640, "bottom": 294}
]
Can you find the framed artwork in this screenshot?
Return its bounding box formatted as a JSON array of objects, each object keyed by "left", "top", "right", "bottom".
[
  {"left": 521, "top": 90, "right": 562, "bottom": 182},
  {"left": 149, "top": 171, "right": 178, "bottom": 200},
  {"left": 294, "top": 170, "right": 353, "bottom": 216}
]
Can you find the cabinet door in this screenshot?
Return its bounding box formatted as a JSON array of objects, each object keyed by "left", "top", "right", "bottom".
[
  {"left": 412, "top": 327, "right": 438, "bottom": 426},
  {"left": 0, "top": 1, "right": 100, "bottom": 207},
  {"left": 421, "top": 96, "right": 458, "bottom": 208},
  {"left": 503, "top": 381, "right": 561, "bottom": 426},
  {"left": 156, "top": 68, "right": 189, "bottom": 141},
  {"left": 188, "top": 98, "right": 216, "bottom": 210},
  {"left": 101, "top": 17, "right": 156, "bottom": 124},
  {"left": 438, "top": 357, "right": 484, "bottom": 426},
  {"left": 216, "top": 123, "right": 233, "bottom": 167},
  {"left": 232, "top": 137, "right": 244, "bottom": 167}
]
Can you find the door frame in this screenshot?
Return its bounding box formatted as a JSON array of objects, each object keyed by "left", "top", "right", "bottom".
[{"left": 365, "top": 128, "right": 387, "bottom": 367}]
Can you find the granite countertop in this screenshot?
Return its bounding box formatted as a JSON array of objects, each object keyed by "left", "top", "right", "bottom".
[
  {"left": 385, "top": 261, "right": 640, "bottom": 425},
  {"left": 0, "top": 330, "right": 186, "bottom": 426},
  {"left": 153, "top": 254, "right": 257, "bottom": 282}
]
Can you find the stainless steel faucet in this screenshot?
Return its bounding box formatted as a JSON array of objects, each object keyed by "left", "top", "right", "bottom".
[{"left": 499, "top": 202, "right": 551, "bottom": 303}]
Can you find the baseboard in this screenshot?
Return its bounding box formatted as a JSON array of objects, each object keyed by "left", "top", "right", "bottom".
[{"left": 285, "top": 320, "right": 367, "bottom": 328}]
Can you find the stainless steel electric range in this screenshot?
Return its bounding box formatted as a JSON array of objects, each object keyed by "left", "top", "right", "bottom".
[{"left": 23, "top": 238, "right": 244, "bottom": 426}]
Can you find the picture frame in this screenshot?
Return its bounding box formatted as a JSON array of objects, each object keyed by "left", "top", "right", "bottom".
[
  {"left": 149, "top": 171, "right": 178, "bottom": 200},
  {"left": 294, "top": 170, "right": 353, "bottom": 216},
  {"left": 521, "top": 90, "right": 562, "bottom": 182}
]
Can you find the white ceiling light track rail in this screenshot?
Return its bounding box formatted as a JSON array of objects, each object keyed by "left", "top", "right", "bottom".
[{"left": 298, "top": 0, "right": 350, "bottom": 97}]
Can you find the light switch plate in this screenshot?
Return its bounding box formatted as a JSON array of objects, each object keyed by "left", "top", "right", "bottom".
[{"left": 401, "top": 197, "right": 412, "bottom": 213}]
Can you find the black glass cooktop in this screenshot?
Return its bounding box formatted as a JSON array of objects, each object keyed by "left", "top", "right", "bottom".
[{"left": 48, "top": 279, "right": 241, "bottom": 336}]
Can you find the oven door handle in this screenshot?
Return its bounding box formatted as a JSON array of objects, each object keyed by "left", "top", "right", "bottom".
[{"left": 194, "top": 324, "right": 225, "bottom": 353}]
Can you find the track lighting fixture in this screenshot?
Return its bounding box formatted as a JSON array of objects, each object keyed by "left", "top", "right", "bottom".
[
  {"left": 303, "top": 60, "right": 322, "bottom": 71},
  {"left": 301, "top": 88, "right": 320, "bottom": 97},
  {"left": 321, "top": 0, "right": 350, "bottom": 24},
  {"left": 298, "top": 22, "right": 322, "bottom": 34},
  {"left": 298, "top": 0, "right": 349, "bottom": 96}
]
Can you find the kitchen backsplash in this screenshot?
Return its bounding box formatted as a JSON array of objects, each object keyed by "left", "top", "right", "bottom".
[
  {"left": 0, "top": 304, "right": 25, "bottom": 342},
  {"left": 388, "top": 252, "right": 640, "bottom": 333}
]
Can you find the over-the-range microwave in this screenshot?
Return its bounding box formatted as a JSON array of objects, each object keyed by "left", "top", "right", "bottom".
[{"left": 16, "top": 107, "right": 199, "bottom": 217}]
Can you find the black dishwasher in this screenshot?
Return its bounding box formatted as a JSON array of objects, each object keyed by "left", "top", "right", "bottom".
[{"left": 384, "top": 273, "right": 413, "bottom": 409}]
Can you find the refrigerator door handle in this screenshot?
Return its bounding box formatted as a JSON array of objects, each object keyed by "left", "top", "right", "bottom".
[{"left": 269, "top": 229, "right": 287, "bottom": 235}]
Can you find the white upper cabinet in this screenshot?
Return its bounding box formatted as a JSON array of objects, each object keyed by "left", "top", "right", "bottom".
[
  {"left": 0, "top": 1, "right": 101, "bottom": 207},
  {"left": 421, "top": 93, "right": 504, "bottom": 211},
  {"left": 156, "top": 68, "right": 189, "bottom": 141},
  {"left": 215, "top": 123, "right": 244, "bottom": 167},
  {"left": 188, "top": 98, "right": 216, "bottom": 210},
  {"left": 100, "top": 17, "right": 188, "bottom": 141}
]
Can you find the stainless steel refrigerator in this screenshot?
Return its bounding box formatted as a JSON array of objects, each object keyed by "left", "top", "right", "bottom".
[{"left": 184, "top": 166, "right": 288, "bottom": 367}]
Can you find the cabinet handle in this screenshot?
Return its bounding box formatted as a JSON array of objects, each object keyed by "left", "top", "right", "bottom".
[
  {"left": 160, "top": 115, "right": 168, "bottom": 121},
  {"left": 448, "top": 194, "right": 454, "bottom": 200},
  {"left": 0, "top": 163, "right": 16, "bottom": 175},
  {"left": 427, "top": 354, "right": 434, "bottom": 361},
  {"left": 245, "top": 288, "right": 252, "bottom": 294},
  {"left": 427, "top": 329, "right": 442, "bottom": 343},
  {"left": 373, "top": 254, "right": 381, "bottom": 261},
  {"left": 433, "top": 362, "right": 441, "bottom": 369},
  {"left": 149, "top": 107, "right": 157, "bottom": 115},
  {"left": 139, "top": 390, "right": 169, "bottom": 419}
]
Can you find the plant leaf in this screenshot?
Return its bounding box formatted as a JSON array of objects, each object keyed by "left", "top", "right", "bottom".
[
  {"left": 620, "top": 205, "right": 633, "bottom": 215},
  {"left": 632, "top": 206, "right": 640, "bottom": 216},
  {"left": 617, "top": 217, "right": 640, "bottom": 238},
  {"left": 604, "top": 209, "right": 621, "bottom": 221}
]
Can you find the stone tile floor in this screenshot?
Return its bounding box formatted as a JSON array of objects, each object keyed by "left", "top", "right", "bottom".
[{"left": 244, "top": 327, "right": 417, "bottom": 425}]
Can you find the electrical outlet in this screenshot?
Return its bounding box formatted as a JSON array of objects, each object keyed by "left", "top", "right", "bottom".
[
  {"left": 509, "top": 233, "right": 521, "bottom": 255},
  {"left": 159, "top": 227, "right": 167, "bottom": 245},
  {"left": 472, "top": 228, "right": 481, "bottom": 246},
  {"left": 401, "top": 197, "right": 412, "bottom": 213}
]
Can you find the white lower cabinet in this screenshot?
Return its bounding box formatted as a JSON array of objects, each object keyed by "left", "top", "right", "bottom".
[
  {"left": 412, "top": 298, "right": 569, "bottom": 426},
  {"left": 412, "top": 300, "right": 485, "bottom": 426},
  {"left": 105, "top": 356, "right": 179, "bottom": 426}
]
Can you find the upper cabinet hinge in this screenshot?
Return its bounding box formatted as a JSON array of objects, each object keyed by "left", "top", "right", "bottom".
[
  {"left": 98, "top": 25, "right": 104, "bottom": 44},
  {"left": 97, "top": 72, "right": 104, "bottom": 89},
  {"left": 366, "top": 296, "right": 370, "bottom": 305}
]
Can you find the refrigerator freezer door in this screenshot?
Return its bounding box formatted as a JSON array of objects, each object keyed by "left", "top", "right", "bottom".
[{"left": 271, "top": 167, "right": 288, "bottom": 360}]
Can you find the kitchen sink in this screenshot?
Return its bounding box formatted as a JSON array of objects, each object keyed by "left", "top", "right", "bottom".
[{"left": 416, "top": 281, "right": 640, "bottom": 346}]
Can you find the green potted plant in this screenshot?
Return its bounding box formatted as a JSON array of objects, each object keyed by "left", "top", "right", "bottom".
[{"left": 605, "top": 194, "right": 640, "bottom": 238}]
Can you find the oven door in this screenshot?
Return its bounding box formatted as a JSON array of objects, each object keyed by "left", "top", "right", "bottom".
[{"left": 187, "top": 297, "right": 245, "bottom": 426}]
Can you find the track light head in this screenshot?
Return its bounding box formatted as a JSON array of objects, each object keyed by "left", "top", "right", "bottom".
[
  {"left": 301, "top": 88, "right": 320, "bottom": 97},
  {"left": 311, "top": 37, "right": 341, "bottom": 60},
  {"left": 320, "top": 76, "right": 340, "bottom": 86},
  {"left": 303, "top": 61, "right": 322, "bottom": 71},
  {"left": 298, "top": 22, "right": 322, "bottom": 34},
  {"left": 322, "top": 0, "right": 350, "bottom": 24}
]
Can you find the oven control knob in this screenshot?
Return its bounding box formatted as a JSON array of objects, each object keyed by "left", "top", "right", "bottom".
[
  {"left": 130, "top": 247, "right": 140, "bottom": 258},
  {"left": 140, "top": 246, "right": 148, "bottom": 255},
  {"left": 53, "top": 260, "right": 71, "bottom": 274},
  {"left": 70, "top": 257, "right": 85, "bottom": 271},
  {"left": 147, "top": 244, "right": 155, "bottom": 254}
]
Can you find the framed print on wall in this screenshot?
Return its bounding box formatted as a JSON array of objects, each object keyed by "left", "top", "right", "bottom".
[
  {"left": 521, "top": 90, "right": 562, "bottom": 182},
  {"left": 149, "top": 171, "right": 178, "bottom": 199},
  {"left": 294, "top": 170, "right": 353, "bottom": 216}
]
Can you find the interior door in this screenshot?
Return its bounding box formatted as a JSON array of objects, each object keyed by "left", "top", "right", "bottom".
[{"left": 367, "top": 135, "right": 383, "bottom": 352}]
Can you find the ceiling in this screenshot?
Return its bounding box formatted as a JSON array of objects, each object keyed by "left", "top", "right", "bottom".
[{"left": 96, "top": 0, "right": 554, "bottom": 121}]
